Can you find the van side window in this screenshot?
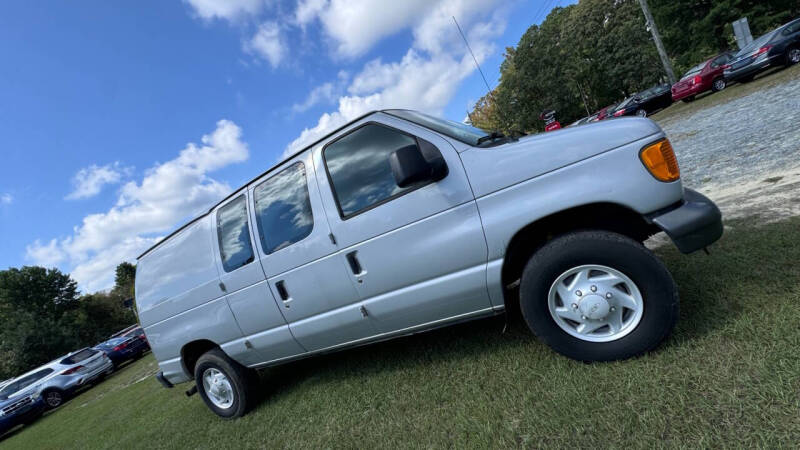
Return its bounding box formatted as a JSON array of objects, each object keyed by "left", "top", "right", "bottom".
[
  {"left": 217, "top": 195, "right": 255, "bottom": 272},
  {"left": 253, "top": 162, "right": 314, "bottom": 254},
  {"left": 324, "top": 123, "right": 420, "bottom": 218}
]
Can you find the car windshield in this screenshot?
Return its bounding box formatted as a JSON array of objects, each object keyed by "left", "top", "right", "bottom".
[
  {"left": 736, "top": 31, "right": 776, "bottom": 56},
  {"left": 383, "top": 110, "right": 489, "bottom": 146},
  {"left": 681, "top": 63, "right": 705, "bottom": 80}
]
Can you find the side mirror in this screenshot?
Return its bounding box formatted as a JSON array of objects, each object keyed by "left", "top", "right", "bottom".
[{"left": 389, "top": 142, "right": 447, "bottom": 188}]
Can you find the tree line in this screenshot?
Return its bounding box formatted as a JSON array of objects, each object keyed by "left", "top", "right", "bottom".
[
  {"left": 0, "top": 263, "right": 137, "bottom": 379},
  {"left": 470, "top": 0, "right": 798, "bottom": 132}
]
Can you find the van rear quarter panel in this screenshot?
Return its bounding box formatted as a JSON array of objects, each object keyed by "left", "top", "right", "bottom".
[{"left": 136, "top": 216, "right": 242, "bottom": 381}]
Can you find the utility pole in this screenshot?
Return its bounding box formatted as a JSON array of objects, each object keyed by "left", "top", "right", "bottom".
[{"left": 637, "top": 0, "right": 676, "bottom": 84}]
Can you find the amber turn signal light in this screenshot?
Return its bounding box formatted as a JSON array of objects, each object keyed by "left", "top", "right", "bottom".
[{"left": 640, "top": 139, "right": 680, "bottom": 182}]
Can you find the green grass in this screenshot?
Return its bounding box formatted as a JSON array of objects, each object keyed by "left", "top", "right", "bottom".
[
  {"left": 651, "top": 63, "right": 800, "bottom": 124},
  {"left": 4, "top": 218, "right": 800, "bottom": 449}
]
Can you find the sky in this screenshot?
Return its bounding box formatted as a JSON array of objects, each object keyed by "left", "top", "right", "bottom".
[{"left": 0, "top": 0, "right": 570, "bottom": 293}]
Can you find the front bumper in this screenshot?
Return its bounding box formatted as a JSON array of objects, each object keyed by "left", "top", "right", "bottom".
[
  {"left": 0, "top": 397, "right": 45, "bottom": 434},
  {"left": 649, "top": 188, "right": 723, "bottom": 254}
]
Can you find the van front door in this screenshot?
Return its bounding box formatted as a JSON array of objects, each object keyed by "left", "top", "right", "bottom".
[
  {"left": 314, "top": 114, "right": 491, "bottom": 336},
  {"left": 248, "top": 153, "right": 376, "bottom": 354}
]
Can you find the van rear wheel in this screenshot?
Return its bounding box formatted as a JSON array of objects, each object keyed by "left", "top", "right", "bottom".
[
  {"left": 519, "top": 231, "right": 678, "bottom": 361},
  {"left": 194, "top": 348, "right": 258, "bottom": 419}
]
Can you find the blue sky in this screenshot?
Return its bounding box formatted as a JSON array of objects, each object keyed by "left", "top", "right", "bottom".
[{"left": 0, "top": 0, "right": 569, "bottom": 291}]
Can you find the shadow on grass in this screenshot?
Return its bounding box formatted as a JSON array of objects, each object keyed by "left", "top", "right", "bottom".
[{"left": 251, "top": 217, "right": 800, "bottom": 407}]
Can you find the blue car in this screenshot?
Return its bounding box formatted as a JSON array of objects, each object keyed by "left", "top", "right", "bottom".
[
  {"left": 93, "top": 335, "right": 148, "bottom": 368},
  {"left": 0, "top": 392, "right": 46, "bottom": 436}
]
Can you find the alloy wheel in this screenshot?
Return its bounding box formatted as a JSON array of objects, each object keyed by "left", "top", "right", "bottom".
[
  {"left": 45, "top": 391, "right": 63, "bottom": 408},
  {"left": 790, "top": 48, "right": 800, "bottom": 64}
]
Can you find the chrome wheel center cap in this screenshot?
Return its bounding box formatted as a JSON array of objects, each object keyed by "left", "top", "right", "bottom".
[{"left": 579, "top": 295, "right": 610, "bottom": 320}]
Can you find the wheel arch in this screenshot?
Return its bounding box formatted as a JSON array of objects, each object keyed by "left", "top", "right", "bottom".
[
  {"left": 181, "top": 339, "right": 221, "bottom": 378},
  {"left": 500, "top": 202, "right": 658, "bottom": 314}
]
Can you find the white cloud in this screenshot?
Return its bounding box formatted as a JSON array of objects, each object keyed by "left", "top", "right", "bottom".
[
  {"left": 0, "top": 193, "right": 12, "bottom": 205},
  {"left": 294, "top": 0, "right": 327, "bottom": 28},
  {"left": 65, "top": 162, "right": 131, "bottom": 200},
  {"left": 291, "top": 71, "right": 349, "bottom": 113},
  {"left": 27, "top": 120, "right": 249, "bottom": 292},
  {"left": 25, "top": 239, "right": 65, "bottom": 267},
  {"left": 245, "top": 22, "right": 287, "bottom": 67},
  {"left": 296, "top": 0, "right": 430, "bottom": 58},
  {"left": 185, "top": 0, "right": 264, "bottom": 21},
  {"left": 285, "top": 1, "right": 505, "bottom": 156}
]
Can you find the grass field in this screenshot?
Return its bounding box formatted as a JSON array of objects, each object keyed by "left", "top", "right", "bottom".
[{"left": 3, "top": 217, "right": 800, "bottom": 448}]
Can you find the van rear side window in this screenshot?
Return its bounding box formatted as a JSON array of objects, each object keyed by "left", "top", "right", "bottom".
[
  {"left": 217, "top": 195, "right": 255, "bottom": 272},
  {"left": 253, "top": 162, "right": 314, "bottom": 254}
]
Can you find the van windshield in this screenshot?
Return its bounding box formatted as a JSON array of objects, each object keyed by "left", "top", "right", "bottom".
[{"left": 384, "top": 110, "right": 489, "bottom": 146}]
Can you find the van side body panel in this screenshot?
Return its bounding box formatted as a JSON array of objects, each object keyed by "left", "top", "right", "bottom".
[
  {"left": 460, "top": 124, "right": 683, "bottom": 309},
  {"left": 135, "top": 216, "right": 249, "bottom": 384}
]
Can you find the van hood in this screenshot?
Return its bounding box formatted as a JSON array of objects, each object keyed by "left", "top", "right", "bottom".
[{"left": 460, "top": 117, "right": 664, "bottom": 198}]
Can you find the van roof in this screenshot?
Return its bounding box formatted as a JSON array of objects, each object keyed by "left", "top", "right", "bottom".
[{"left": 137, "top": 109, "right": 380, "bottom": 261}]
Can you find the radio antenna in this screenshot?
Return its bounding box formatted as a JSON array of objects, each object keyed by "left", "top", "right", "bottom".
[
  {"left": 453, "top": 16, "right": 518, "bottom": 136},
  {"left": 452, "top": 16, "right": 494, "bottom": 97}
]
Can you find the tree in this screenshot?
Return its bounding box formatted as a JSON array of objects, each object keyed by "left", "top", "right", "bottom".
[
  {"left": 473, "top": 0, "right": 798, "bottom": 130},
  {"left": 0, "top": 267, "right": 82, "bottom": 377},
  {"left": 113, "top": 262, "right": 136, "bottom": 299},
  {"left": 0, "top": 266, "right": 137, "bottom": 379}
]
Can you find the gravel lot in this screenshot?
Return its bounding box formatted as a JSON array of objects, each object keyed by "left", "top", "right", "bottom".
[{"left": 656, "top": 70, "right": 800, "bottom": 222}]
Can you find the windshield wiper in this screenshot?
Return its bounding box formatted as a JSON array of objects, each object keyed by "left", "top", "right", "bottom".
[{"left": 476, "top": 131, "right": 506, "bottom": 145}]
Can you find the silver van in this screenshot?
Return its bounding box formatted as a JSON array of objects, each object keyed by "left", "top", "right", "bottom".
[{"left": 136, "top": 110, "right": 722, "bottom": 418}]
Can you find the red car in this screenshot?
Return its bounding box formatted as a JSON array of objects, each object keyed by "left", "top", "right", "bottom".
[
  {"left": 590, "top": 103, "right": 618, "bottom": 122},
  {"left": 671, "top": 51, "right": 735, "bottom": 102}
]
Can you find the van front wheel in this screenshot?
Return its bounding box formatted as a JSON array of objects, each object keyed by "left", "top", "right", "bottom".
[
  {"left": 194, "top": 348, "right": 258, "bottom": 419},
  {"left": 519, "top": 231, "right": 678, "bottom": 361}
]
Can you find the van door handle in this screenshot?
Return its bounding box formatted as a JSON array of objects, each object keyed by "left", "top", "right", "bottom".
[
  {"left": 345, "top": 251, "right": 363, "bottom": 275},
  {"left": 275, "top": 281, "right": 290, "bottom": 302}
]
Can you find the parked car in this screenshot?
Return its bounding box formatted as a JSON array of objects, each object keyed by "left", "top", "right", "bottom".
[
  {"left": 671, "top": 51, "right": 735, "bottom": 102},
  {"left": 0, "top": 348, "right": 113, "bottom": 409},
  {"left": 611, "top": 84, "right": 673, "bottom": 118},
  {"left": 136, "top": 109, "right": 722, "bottom": 418},
  {"left": 725, "top": 18, "right": 800, "bottom": 82},
  {"left": 590, "top": 103, "right": 617, "bottom": 121},
  {"left": 109, "top": 324, "right": 138, "bottom": 339},
  {"left": 94, "top": 335, "right": 149, "bottom": 368},
  {"left": 569, "top": 115, "right": 594, "bottom": 127},
  {"left": 0, "top": 391, "right": 46, "bottom": 436},
  {"left": 120, "top": 326, "right": 149, "bottom": 347}
]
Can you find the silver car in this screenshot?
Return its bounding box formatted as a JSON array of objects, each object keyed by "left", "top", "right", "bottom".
[{"left": 0, "top": 348, "right": 113, "bottom": 409}]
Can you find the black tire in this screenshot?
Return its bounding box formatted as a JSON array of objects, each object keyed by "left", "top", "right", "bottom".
[
  {"left": 41, "top": 389, "right": 65, "bottom": 409},
  {"left": 787, "top": 46, "right": 800, "bottom": 66},
  {"left": 711, "top": 77, "right": 727, "bottom": 92},
  {"left": 519, "top": 231, "right": 679, "bottom": 362},
  {"left": 194, "top": 348, "right": 258, "bottom": 419},
  {"left": 635, "top": 109, "right": 647, "bottom": 118}
]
